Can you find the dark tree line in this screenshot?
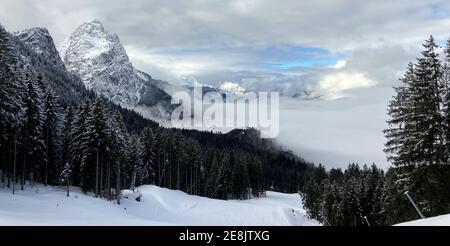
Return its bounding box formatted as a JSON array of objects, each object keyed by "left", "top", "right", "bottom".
[
  {"left": 301, "top": 163, "right": 386, "bottom": 226},
  {"left": 1, "top": 23, "right": 313, "bottom": 205}
]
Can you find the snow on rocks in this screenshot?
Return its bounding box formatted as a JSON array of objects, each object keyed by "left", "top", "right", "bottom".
[
  {"left": 218, "top": 82, "right": 247, "bottom": 96},
  {"left": 14, "top": 27, "right": 65, "bottom": 69},
  {"left": 58, "top": 20, "right": 172, "bottom": 114}
]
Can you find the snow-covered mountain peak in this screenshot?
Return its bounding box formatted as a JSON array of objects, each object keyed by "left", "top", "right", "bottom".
[
  {"left": 59, "top": 19, "right": 130, "bottom": 75},
  {"left": 14, "top": 27, "right": 65, "bottom": 68},
  {"left": 15, "top": 27, "right": 50, "bottom": 39},
  {"left": 219, "top": 81, "right": 247, "bottom": 95},
  {"left": 58, "top": 20, "right": 173, "bottom": 117},
  {"left": 76, "top": 19, "right": 106, "bottom": 34},
  {"left": 59, "top": 20, "right": 142, "bottom": 104},
  {"left": 87, "top": 19, "right": 104, "bottom": 29}
]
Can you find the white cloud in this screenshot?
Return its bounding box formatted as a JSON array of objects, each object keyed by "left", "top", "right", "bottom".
[
  {"left": 2, "top": 0, "right": 448, "bottom": 92},
  {"left": 332, "top": 60, "right": 347, "bottom": 69},
  {"left": 231, "top": 0, "right": 262, "bottom": 14},
  {"left": 276, "top": 88, "right": 391, "bottom": 169},
  {"left": 125, "top": 46, "right": 230, "bottom": 79},
  {"left": 2, "top": 0, "right": 450, "bottom": 50},
  {"left": 313, "top": 72, "right": 377, "bottom": 100},
  {"left": 2, "top": 0, "right": 449, "bottom": 167}
]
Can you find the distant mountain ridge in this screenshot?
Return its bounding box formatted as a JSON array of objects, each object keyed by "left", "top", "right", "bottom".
[{"left": 14, "top": 20, "right": 256, "bottom": 121}]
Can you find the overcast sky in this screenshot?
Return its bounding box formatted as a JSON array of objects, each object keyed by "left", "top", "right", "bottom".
[{"left": 2, "top": 0, "right": 450, "bottom": 168}]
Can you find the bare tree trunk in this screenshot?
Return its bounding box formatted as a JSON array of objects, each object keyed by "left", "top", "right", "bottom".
[
  {"left": 7, "top": 170, "right": 10, "bottom": 188},
  {"left": 1, "top": 147, "right": 5, "bottom": 185},
  {"left": 13, "top": 135, "right": 17, "bottom": 195},
  {"left": 193, "top": 167, "right": 196, "bottom": 195},
  {"left": 45, "top": 128, "right": 48, "bottom": 186},
  {"left": 185, "top": 165, "right": 188, "bottom": 193},
  {"left": 66, "top": 177, "right": 70, "bottom": 197},
  {"left": 5, "top": 144, "right": 13, "bottom": 188},
  {"left": 169, "top": 153, "right": 172, "bottom": 189},
  {"left": 95, "top": 149, "right": 99, "bottom": 197},
  {"left": 21, "top": 155, "right": 25, "bottom": 190},
  {"left": 100, "top": 153, "right": 103, "bottom": 198},
  {"left": 177, "top": 161, "right": 180, "bottom": 190},
  {"left": 158, "top": 154, "right": 162, "bottom": 186},
  {"left": 107, "top": 162, "right": 111, "bottom": 200},
  {"left": 131, "top": 171, "right": 136, "bottom": 192},
  {"left": 159, "top": 162, "right": 165, "bottom": 188},
  {"left": 116, "top": 162, "right": 121, "bottom": 205},
  {"left": 190, "top": 165, "right": 193, "bottom": 194}
]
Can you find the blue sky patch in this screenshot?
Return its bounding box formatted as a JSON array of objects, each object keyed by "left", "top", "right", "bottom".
[{"left": 262, "top": 46, "right": 347, "bottom": 69}]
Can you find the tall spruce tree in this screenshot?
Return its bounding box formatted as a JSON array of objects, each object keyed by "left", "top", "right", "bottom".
[
  {"left": 412, "top": 36, "right": 445, "bottom": 165},
  {"left": 128, "top": 134, "right": 143, "bottom": 190},
  {"left": 141, "top": 127, "right": 155, "bottom": 184},
  {"left": 186, "top": 138, "right": 201, "bottom": 195},
  {"left": 61, "top": 106, "right": 74, "bottom": 180},
  {"left": 443, "top": 38, "right": 450, "bottom": 159},
  {"left": 384, "top": 63, "right": 417, "bottom": 183},
  {"left": 108, "top": 110, "right": 129, "bottom": 204},
  {"left": 42, "top": 86, "right": 61, "bottom": 185},
  {"left": 384, "top": 36, "right": 450, "bottom": 218},
  {"left": 60, "top": 106, "right": 74, "bottom": 196},
  {"left": 84, "top": 97, "right": 110, "bottom": 195},
  {"left": 0, "top": 24, "right": 20, "bottom": 131},
  {"left": 0, "top": 24, "right": 15, "bottom": 184},
  {"left": 59, "top": 161, "right": 72, "bottom": 197},
  {"left": 206, "top": 153, "right": 220, "bottom": 197},
  {"left": 231, "top": 153, "right": 250, "bottom": 199},
  {"left": 22, "top": 73, "right": 45, "bottom": 186},
  {"left": 69, "top": 101, "right": 91, "bottom": 187}
]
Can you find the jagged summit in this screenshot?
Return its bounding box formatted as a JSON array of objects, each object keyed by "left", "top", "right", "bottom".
[
  {"left": 218, "top": 82, "right": 247, "bottom": 96},
  {"left": 14, "top": 27, "right": 65, "bottom": 68},
  {"left": 59, "top": 19, "right": 112, "bottom": 56},
  {"left": 59, "top": 20, "right": 131, "bottom": 92},
  {"left": 58, "top": 20, "right": 172, "bottom": 115}
]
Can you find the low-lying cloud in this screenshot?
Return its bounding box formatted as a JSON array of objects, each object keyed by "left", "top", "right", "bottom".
[
  {"left": 2, "top": 0, "right": 450, "bottom": 168},
  {"left": 313, "top": 72, "right": 377, "bottom": 100}
]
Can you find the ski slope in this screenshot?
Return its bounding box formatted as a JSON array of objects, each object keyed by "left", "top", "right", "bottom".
[
  {"left": 396, "top": 214, "right": 450, "bottom": 226},
  {"left": 0, "top": 184, "right": 319, "bottom": 226}
]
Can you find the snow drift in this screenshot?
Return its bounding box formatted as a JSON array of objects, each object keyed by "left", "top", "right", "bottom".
[
  {"left": 395, "top": 214, "right": 450, "bottom": 226},
  {"left": 0, "top": 185, "right": 318, "bottom": 226}
]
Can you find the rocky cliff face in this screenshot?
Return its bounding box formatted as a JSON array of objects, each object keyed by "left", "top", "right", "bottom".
[
  {"left": 14, "top": 27, "right": 65, "bottom": 69},
  {"left": 59, "top": 20, "right": 172, "bottom": 115}
]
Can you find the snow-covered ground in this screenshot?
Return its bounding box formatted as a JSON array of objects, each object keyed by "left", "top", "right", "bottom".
[
  {"left": 396, "top": 214, "right": 450, "bottom": 226},
  {"left": 0, "top": 184, "right": 318, "bottom": 226}
]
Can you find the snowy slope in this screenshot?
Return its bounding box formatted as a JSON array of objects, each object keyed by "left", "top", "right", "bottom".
[
  {"left": 0, "top": 185, "right": 318, "bottom": 226},
  {"left": 395, "top": 214, "right": 450, "bottom": 226}
]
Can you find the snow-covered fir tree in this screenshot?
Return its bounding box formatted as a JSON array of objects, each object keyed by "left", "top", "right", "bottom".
[
  {"left": 0, "top": 24, "right": 21, "bottom": 140},
  {"left": 21, "top": 73, "right": 45, "bottom": 187},
  {"left": 141, "top": 127, "right": 155, "bottom": 184},
  {"left": 59, "top": 161, "right": 72, "bottom": 197},
  {"left": 42, "top": 84, "right": 61, "bottom": 185},
  {"left": 69, "top": 102, "right": 91, "bottom": 187},
  {"left": 60, "top": 106, "right": 74, "bottom": 184}
]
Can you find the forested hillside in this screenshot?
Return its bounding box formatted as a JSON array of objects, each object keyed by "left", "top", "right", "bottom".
[{"left": 0, "top": 22, "right": 313, "bottom": 205}]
